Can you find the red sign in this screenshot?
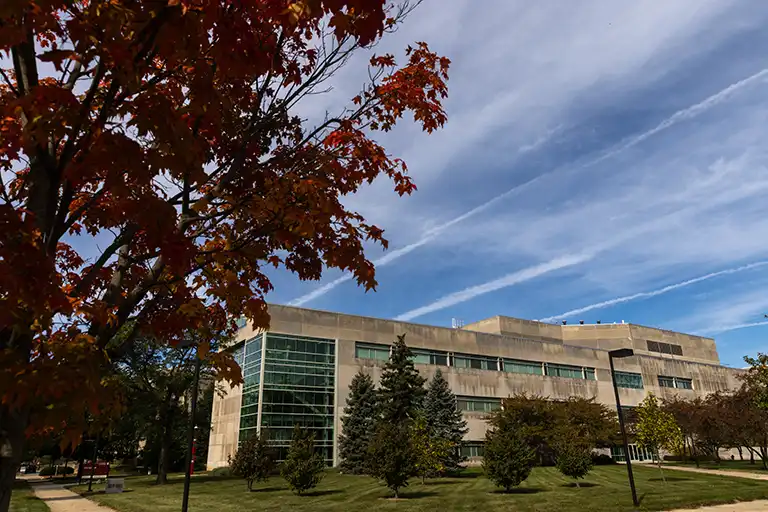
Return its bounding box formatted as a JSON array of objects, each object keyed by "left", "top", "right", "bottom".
[{"left": 81, "top": 461, "right": 110, "bottom": 476}]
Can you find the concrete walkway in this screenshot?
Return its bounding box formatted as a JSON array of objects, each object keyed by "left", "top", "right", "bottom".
[
  {"left": 665, "top": 465, "right": 768, "bottom": 481},
  {"left": 28, "top": 482, "right": 116, "bottom": 512}
]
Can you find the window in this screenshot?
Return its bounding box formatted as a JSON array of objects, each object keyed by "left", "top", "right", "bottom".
[
  {"left": 646, "top": 340, "right": 683, "bottom": 356},
  {"left": 658, "top": 375, "right": 692, "bottom": 390},
  {"left": 461, "top": 442, "right": 485, "bottom": 458},
  {"left": 355, "top": 342, "right": 390, "bottom": 361},
  {"left": 411, "top": 348, "right": 449, "bottom": 366},
  {"left": 456, "top": 396, "right": 501, "bottom": 413},
  {"left": 453, "top": 354, "right": 498, "bottom": 371},
  {"left": 614, "top": 371, "right": 643, "bottom": 389},
  {"left": 503, "top": 359, "right": 543, "bottom": 375},
  {"left": 545, "top": 363, "right": 595, "bottom": 380}
]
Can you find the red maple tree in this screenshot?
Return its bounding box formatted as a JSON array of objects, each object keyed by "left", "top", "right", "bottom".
[{"left": 0, "top": 0, "right": 449, "bottom": 507}]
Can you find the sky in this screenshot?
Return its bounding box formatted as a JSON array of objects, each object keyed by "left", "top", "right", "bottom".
[{"left": 265, "top": 0, "right": 768, "bottom": 368}]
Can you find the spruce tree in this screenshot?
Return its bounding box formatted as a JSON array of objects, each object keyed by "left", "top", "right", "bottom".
[
  {"left": 339, "top": 371, "right": 378, "bottom": 474},
  {"left": 423, "top": 368, "right": 468, "bottom": 473},
  {"left": 280, "top": 425, "right": 325, "bottom": 495},
  {"left": 483, "top": 425, "right": 536, "bottom": 492},
  {"left": 378, "top": 334, "right": 426, "bottom": 424}
]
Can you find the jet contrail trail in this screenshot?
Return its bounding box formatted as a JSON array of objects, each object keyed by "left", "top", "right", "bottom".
[
  {"left": 395, "top": 253, "right": 593, "bottom": 321},
  {"left": 289, "top": 68, "right": 768, "bottom": 308},
  {"left": 704, "top": 320, "right": 768, "bottom": 335},
  {"left": 538, "top": 261, "right": 768, "bottom": 323}
]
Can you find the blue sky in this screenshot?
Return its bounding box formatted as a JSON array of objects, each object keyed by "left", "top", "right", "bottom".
[{"left": 266, "top": 0, "right": 768, "bottom": 368}]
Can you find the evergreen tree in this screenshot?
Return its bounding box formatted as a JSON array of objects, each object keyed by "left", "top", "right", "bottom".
[
  {"left": 423, "top": 369, "right": 468, "bottom": 473},
  {"left": 378, "top": 334, "right": 426, "bottom": 424},
  {"left": 339, "top": 371, "right": 378, "bottom": 474},
  {"left": 228, "top": 430, "right": 276, "bottom": 491},
  {"left": 555, "top": 441, "right": 594, "bottom": 487},
  {"left": 367, "top": 422, "right": 416, "bottom": 498},
  {"left": 280, "top": 425, "right": 325, "bottom": 495},
  {"left": 482, "top": 424, "right": 536, "bottom": 492}
]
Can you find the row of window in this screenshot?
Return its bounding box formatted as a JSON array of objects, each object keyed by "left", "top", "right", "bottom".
[
  {"left": 354, "top": 343, "right": 597, "bottom": 381},
  {"left": 658, "top": 375, "right": 693, "bottom": 389},
  {"left": 614, "top": 371, "right": 644, "bottom": 389},
  {"left": 647, "top": 340, "right": 683, "bottom": 356},
  {"left": 456, "top": 396, "right": 501, "bottom": 413}
]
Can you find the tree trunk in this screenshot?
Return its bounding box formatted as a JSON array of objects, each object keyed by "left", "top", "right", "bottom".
[
  {"left": 737, "top": 447, "right": 743, "bottom": 461},
  {"left": 0, "top": 404, "right": 30, "bottom": 512},
  {"left": 575, "top": 480, "right": 580, "bottom": 488},
  {"left": 155, "top": 425, "right": 172, "bottom": 485},
  {"left": 656, "top": 451, "right": 665, "bottom": 483},
  {"left": 247, "top": 479, "right": 253, "bottom": 491}
]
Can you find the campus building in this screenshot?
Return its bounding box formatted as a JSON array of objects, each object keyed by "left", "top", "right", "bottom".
[{"left": 206, "top": 304, "right": 743, "bottom": 468}]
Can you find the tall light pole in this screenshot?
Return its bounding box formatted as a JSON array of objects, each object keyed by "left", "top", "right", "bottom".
[
  {"left": 181, "top": 344, "right": 202, "bottom": 512},
  {"left": 609, "top": 348, "right": 639, "bottom": 508}
]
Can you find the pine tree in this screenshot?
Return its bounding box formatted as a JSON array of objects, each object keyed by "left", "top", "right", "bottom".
[
  {"left": 555, "top": 441, "right": 594, "bottom": 487},
  {"left": 423, "top": 369, "right": 468, "bottom": 473},
  {"left": 378, "top": 334, "right": 426, "bottom": 424},
  {"left": 339, "top": 371, "right": 378, "bottom": 474},
  {"left": 367, "top": 422, "right": 416, "bottom": 498},
  {"left": 228, "top": 430, "right": 276, "bottom": 491},
  {"left": 280, "top": 425, "right": 325, "bottom": 495},
  {"left": 483, "top": 424, "right": 536, "bottom": 492}
]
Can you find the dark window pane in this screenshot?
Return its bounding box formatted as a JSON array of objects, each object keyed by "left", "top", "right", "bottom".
[
  {"left": 647, "top": 340, "right": 660, "bottom": 352},
  {"left": 671, "top": 344, "right": 683, "bottom": 356}
]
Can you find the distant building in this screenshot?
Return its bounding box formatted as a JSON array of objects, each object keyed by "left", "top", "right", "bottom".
[{"left": 207, "top": 304, "right": 742, "bottom": 468}]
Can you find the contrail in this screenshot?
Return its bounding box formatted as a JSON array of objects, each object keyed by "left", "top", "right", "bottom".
[
  {"left": 289, "top": 68, "right": 768, "bottom": 307},
  {"left": 538, "top": 261, "right": 768, "bottom": 323},
  {"left": 394, "top": 253, "right": 593, "bottom": 321},
  {"left": 704, "top": 320, "right": 768, "bottom": 335}
]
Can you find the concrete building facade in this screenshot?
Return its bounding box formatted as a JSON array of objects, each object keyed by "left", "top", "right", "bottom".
[{"left": 207, "top": 304, "right": 742, "bottom": 468}]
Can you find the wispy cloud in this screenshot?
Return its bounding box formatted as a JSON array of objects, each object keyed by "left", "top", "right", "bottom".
[
  {"left": 290, "top": 66, "right": 768, "bottom": 308},
  {"left": 394, "top": 253, "right": 592, "bottom": 321},
  {"left": 705, "top": 321, "right": 768, "bottom": 335},
  {"left": 538, "top": 261, "right": 768, "bottom": 323}
]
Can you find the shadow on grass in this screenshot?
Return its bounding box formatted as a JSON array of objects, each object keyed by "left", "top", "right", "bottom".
[
  {"left": 490, "top": 487, "right": 546, "bottom": 495},
  {"left": 148, "top": 475, "right": 238, "bottom": 486},
  {"left": 422, "top": 480, "right": 460, "bottom": 486},
  {"left": 301, "top": 489, "right": 343, "bottom": 497},
  {"left": 382, "top": 490, "right": 438, "bottom": 499},
  {"left": 249, "top": 486, "right": 284, "bottom": 493},
  {"left": 561, "top": 482, "right": 599, "bottom": 488},
  {"left": 648, "top": 477, "right": 692, "bottom": 482},
  {"left": 451, "top": 472, "right": 482, "bottom": 479},
  {"left": 79, "top": 490, "right": 136, "bottom": 497}
]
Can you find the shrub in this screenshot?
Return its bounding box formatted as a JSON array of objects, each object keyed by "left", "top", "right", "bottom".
[
  {"left": 483, "top": 425, "right": 536, "bottom": 492},
  {"left": 555, "top": 443, "right": 594, "bottom": 486},
  {"left": 280, "top": 425, "right": 325, "bottom": 495},
  {"left": 228, "top": 430, "right": 276, "bottom": 491},
  {"left": 591, "top": 453, "right": 616, "bottom": 465},
  {"left": 39, "top": 466, "right": 75, "bottom": 477},
  {"left": 209, "top": 466, "right": 233, "bottom": 477}
]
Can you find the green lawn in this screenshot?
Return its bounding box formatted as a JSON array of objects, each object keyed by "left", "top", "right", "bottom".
[
  {"left": 9, "top": 482, "right": 48, "bottom": 512},
  {"left": 70, "top": 465, "right": 768, "bottom": 512}
]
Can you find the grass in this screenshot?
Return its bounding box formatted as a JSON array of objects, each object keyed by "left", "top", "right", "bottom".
[
  {"left": 9, "top": 481, "right": 48, "bottom": 512},
  {"left": 69, "top": 465, "right": 768, "bottom": 512}
]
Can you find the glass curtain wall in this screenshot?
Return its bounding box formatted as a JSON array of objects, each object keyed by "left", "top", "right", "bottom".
[
  {"left": 261, "top": 333, "right": 336, "bottom": 463},
  {"left": 238, "top": 334, "right": 263, "bottom": 439}
]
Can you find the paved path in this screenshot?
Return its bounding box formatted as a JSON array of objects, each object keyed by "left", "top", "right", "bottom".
[
  {"left": 665, "top": 465, "right": 768, "bottom": 481},
  {"left": 28, "top": 482, "right": 116, "bottom": 512}
]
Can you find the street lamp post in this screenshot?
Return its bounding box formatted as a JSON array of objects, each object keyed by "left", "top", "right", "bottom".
[
  {"left": 181, "top": 346, "right": 202, "bottom": 512},
  {"left": 609, "top": 348, "right": 639, "bottom": 508}
]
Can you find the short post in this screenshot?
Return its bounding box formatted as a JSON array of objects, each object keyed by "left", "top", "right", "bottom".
[
  {"left": 609, "top": 348, "right": 639, "bottom": 508},
  {"left": 87, "top": 438, "right": 98, "bottom": 493}
]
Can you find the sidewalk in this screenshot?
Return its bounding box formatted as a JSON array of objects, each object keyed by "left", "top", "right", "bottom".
[
  {"left": 28, "top": 481, "right": 116, "bottom": 512},
  {"left": 665, "top": 465, "right": 768, "bottom": 481}
]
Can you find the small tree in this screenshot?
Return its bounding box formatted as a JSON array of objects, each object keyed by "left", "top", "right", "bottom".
[
  {"left": 228, "top": 430, "right": 276, "bottom": 491},
  {"left": 367, "top": 422, "right": 416, "bottom": 498},
  {"left": 423, "top": 369, "right": 468, "bottom": 473},
  {"left": 482, "top": 424, "right": 536, "bottom": 492},
  {"left": 339, "top": 371, "right": 378, "bottom": 474},
  {"left": 635, "top": 394, "right": 683, "bottom": 482},
  {"left": 412, "top": 415, "right": 452, "bottom": 484},
  {"left": 555, "top": 442, "right": 594, "bottom": 487},
  {"left": 280, "top": 425, "right": 325, "bottom": 495}
]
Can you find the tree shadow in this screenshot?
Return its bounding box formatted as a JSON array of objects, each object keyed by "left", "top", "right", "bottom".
[
  {"left": 451, "top": 471, "right": 482, "bottom": 479},
  {"left": 301, "top": 489, "right": 343, "bottom": 497},
  {"left": 490, "top": 487, "right": 546, "bottom": 494},
  {"left": 561, "top": 482, "right": 599, "bottom": 488},
  {"left": 422, "top": 480, "right": 459, "bottom": 486},
  {"left": 649, "top": 477, "right": 691, "bottom": 482},
  {"left": 383, "top": 490, "right": 437, "bottom": 499},
  {"left": 249, "top": 486, "right": 284, "bottom": 493}
]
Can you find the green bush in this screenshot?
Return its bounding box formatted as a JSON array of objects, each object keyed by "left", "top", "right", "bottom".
[
  {"left": 591, "top": 453, "right": 616, "bottom": 465},
  {"left": 483, "top": 426, "right": 536, "bottom": 492},
  {"left": 39, "top": 466, "right": 75, "bottom": 477},
  {"left": 228, "top": 430, "right": 276, "bottom": 491},
  {"left": 555, "top": 444, "right": 594, "bottom": 486},
  {"left": 280, "top": 425, "right": 325, "bottom": 495},
  {"left": 209, "top": 466, "right": 232, "bottom": 477}
]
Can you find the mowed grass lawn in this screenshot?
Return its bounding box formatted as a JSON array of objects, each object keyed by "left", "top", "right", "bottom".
[
  {"left": 9, "top": 482, "right": 48, "bottom": 512},
  {"left": 72, "top": 465, "right": 768, "bottom": 512}
]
